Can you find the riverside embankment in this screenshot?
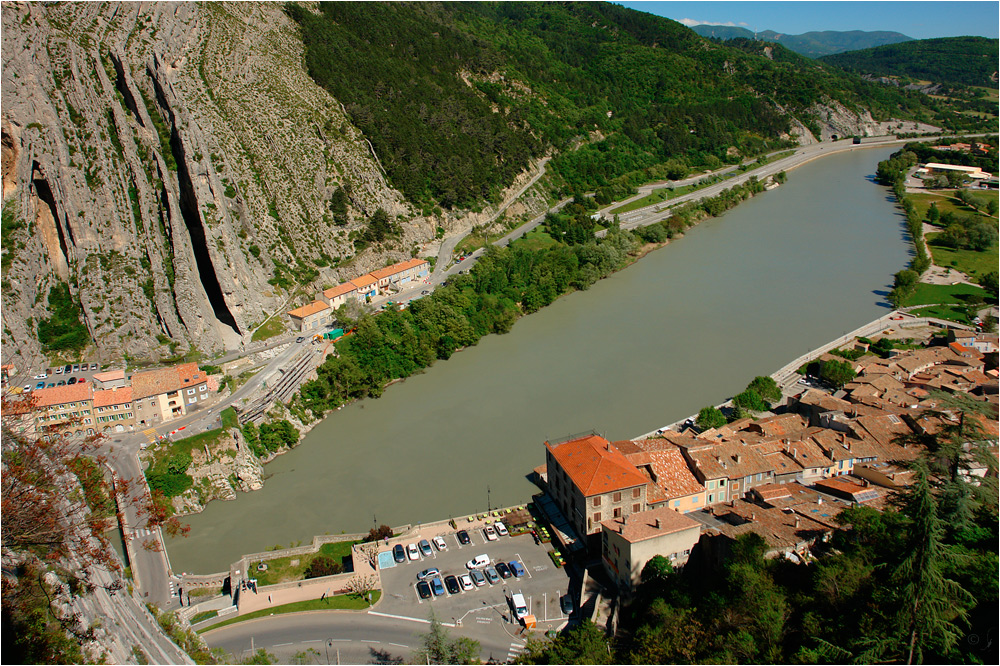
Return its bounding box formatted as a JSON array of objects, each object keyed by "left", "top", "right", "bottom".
[{"left": 167, "top": 146, "right": 910, "bottom": 574}]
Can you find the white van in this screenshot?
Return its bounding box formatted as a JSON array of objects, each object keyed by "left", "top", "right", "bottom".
[
  {"left": 511, "top": 593, "right": 528, "bottom": 620},
  {"left": 466, "top": 554, "right": 490, "bottom": 570}
]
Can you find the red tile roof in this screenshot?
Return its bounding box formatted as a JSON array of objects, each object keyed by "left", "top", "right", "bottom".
[
  {"left": 93, "top": 387, "right": 133, "bottom": 408},
  {"left": 600, "top": 505, "right": 701, "bottom": 543},
  {"left": 131, "top": 363, "right": 207, "bottom": 400},
  {"left": 288, "top": 300, "right": 331, "bottom": 319},
  {"left": 349, "top": 275, "right": 378, "bottom": 289},
  {"left": 32, "top": 383, "right": 93, "bottom": 408},
  {"left": 546, "top": 435, "right": 648, "bottom": 496},
  {"left": 625, "top": 439, "right": 705, "bottom": 499},
  {"left": 323, "top": 283, "right": 358, "bottom": 300}
]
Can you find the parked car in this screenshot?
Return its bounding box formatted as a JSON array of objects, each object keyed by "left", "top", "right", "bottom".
[
  {"left": 393, "top": 544, "right": 406, "bottom": 563},
  {"left": 296, "top": 337, "right": 305, "bottom": 343},
  {"left": 511, "top": 593, "right": 529, "bottom": 619},
  {"left": 55, "top": 367, "right": 63, "bottom": 375},
  {"left": 469, "top": 569, "right": 487, "bottom": 587},
  {"left": 34, "top": 373, "right": 47, "bottom": 379},
  {"left": 57, "top": 380, "right": 66, "bottom": 387},
  {"left": 456, "top": 530, "right": 471, "bottom": 545},
  {"left": 417, "top": 567, "right": 440, "bottom": 581},
  {"left": 494, "top": 521, "right": 509, "bottom": 537},
  {"left": 433, "top": 536, "right": 448, "bottom": 551},
  {"left": 72, "top": 364, "right": 80, "bottom": 373},
  {"left": 416, "top": 580, "right": 432, "bottom": 599},
  {"left": 90, "top": 363, "right": 99, "bottom": 370},
  {"left": 466, "top": 554, "right": 490, "bottom": 570},
  {"left": 560, "top": 594, "right": 574, "bottom": 615},
  {"left": 22, "top": 384, "right": 31, "bottom": 392},
  {"left": 508, "top": 560, "right": 526, "bottom": 578},
  {"left": 63, "top": 364, "right": 72, "bottom": 373},
  {"left": 407, "top": 543, "right": 420, "bottom": 561},
  {"left": 35, "top": 381, "right": 45, "bottom": 390},
  {"left": 430, "top": 577, "right": 445, "bottom": 596},
  {"left": 483, "top": 525, "right": 498, "bottom": 541},
  {"left": 444, "top": 575, "right": 461, "bottom": 595},
  {"left": 484, "top": 566, "right": 500, "bottom": 584},
  {"left": 495, "top": 561, "right": 512, "bottom": 579},
  {"left": 459, "top": 574, "right": 474, "bottom": 592},
  {"left": 418, "top": 539, "right": 432, "bottom": 557},
  {"left": 46, "top": 383, "right": 54, "bottom": 388},
  {"left": 67, "top": 377, "right": 77, "bottom": 385}
]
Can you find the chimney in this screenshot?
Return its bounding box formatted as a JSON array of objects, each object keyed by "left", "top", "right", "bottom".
[
  {"left": 794, "top": 516, "right": 800, "bottom": 528},
  {"left": 750, "top": 511, "right": 756, "bottom": 521},
  {"left": 735, "top": 454, "right": 742, "bottom": 463},
  {"left": 817, "top": 497, "right": 823, "bottom": 505},
  {"left": 619, "top": 524, "right": 624, "bottom": 534},
  {"left": 655, "top": 518, "right": 661, "bottom": 529}
]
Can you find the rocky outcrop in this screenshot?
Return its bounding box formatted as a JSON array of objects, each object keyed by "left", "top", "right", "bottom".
[{"left": 1, "top": 1, "right": 420, "bottom": 369}]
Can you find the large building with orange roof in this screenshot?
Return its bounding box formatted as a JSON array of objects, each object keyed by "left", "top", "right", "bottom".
[
  {"left": 32, "top": 383, "right": 95, "bottom": 438},
  {"left": 545, "top": 434, "right": 655, "bottom": 536}
]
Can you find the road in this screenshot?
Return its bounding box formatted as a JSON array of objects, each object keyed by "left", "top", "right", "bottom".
[{"left": 203, "top": 609, "right": 527, "bottom": 664}]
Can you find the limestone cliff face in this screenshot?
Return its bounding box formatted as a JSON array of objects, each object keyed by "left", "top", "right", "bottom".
[{"left": 1, "top": 1, "right": 423, "bottom": 368}]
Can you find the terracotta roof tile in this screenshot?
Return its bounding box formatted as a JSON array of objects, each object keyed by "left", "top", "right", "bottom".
[
  {"left": 546, "top": 435, "right": 648, "bottom": 496},
  {"left": 131, "top": 363, "right": 207, "bottom": 400},
  {"left": 288, "top": 300, "right": 330, "bottom": 318},
  {"left": 93, "top": 387, "right": 133, "bottom": 408},
  {"left": 33, "top": 383, "right": 93, "bottom": 408},
  {"left": 349, "top": 275, "right": 378, "bottom": 289},
  {"left": 600, "top": 505, "right": 701, "bottom": 543},
  {"left": 323, "top": 283, "right": 358, "bottom": 299},
  {"left": 625, "top": 439, "right": 705, "bottom": 499}
]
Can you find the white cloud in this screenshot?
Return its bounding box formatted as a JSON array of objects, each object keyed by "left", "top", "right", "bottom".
[{"left": 679, "top": 18, "right": 747, "bottom": 28}]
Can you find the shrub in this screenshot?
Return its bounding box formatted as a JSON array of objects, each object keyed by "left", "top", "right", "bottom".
[{"left": 304, "top": 554, "right": 343, "bottom": 579}]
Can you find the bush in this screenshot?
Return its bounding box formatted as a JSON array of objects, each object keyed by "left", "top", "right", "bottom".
[
  {"left": 364, "top": 525, "right": 394, "bottom": 543},
  {"left": 304, "top": 554, "right": 343, "bottom": 579}
]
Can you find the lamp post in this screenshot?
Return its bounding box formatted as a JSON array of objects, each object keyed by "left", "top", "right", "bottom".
[{"left": 487, "top": 485, "right": 491, "bottom": 514}]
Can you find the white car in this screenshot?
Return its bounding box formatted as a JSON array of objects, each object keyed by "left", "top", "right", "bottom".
[
  {"left": 459, "top": 574, "right": 474, "bottom": 592},
  {"left": 432, "top": 536, "right": 448, "bottom": 551},
  {"left": 33, "top": 373, "right": 47, "bottom": 379},
  {"left": 407, "top": 543, "right": 420, "bottom": 561},
  {"left": 483, "top": 525, "right": 498, "bottom": 541},
  {"left": 494, "top": 521, "right": 509, "bottom": 537},
  {"left": 466, "top": 554, "right": 490, "bottom": 570}
]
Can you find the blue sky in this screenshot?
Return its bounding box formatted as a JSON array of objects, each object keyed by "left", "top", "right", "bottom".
[{"left": 615, "top": 2, "right": 1000, "bottom": 39}]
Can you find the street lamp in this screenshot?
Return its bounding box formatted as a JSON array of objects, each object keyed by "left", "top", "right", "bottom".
[{"left": 487, "top": 485, "right": 491, "bottom": 514}]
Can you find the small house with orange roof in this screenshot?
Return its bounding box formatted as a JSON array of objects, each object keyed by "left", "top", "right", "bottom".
[
  {"left": 600, "top": 505, "right": 702, "bottom": 593},
  {"left": 322, "top": 283, "right": 358, "bottom": 309},
  {"left": 93, "top": 386, "right": 135, "bottom": 433},
  {"left": 545, "top": 434, "right": 654, "bottom": 536},
  {"left": 348, "top": 275, "right": 379, "bottom": 300},
  {"left": 287, "top": 300, "right": 331, "bottom": 332}
]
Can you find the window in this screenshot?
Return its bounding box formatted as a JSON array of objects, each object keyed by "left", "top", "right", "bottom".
[
  {"left": 756, "top": 473, "right": 762, "bottom": 481},
  {"left": 199, "top": 384, "right": 207, "bottom": 392},
  {"left": 613, "top": 508, "right": 622, "bottom": 518},
  {"left": 633, "top": 487, "right": 641, "bottom": 499},
  {"left": 592, "top": 496, "right": 601, "bottom": 507},
  {"left": 187, "top": 388, "right": 196, "bottom": 395},
  {"left": 708, "top": 494, "right": 714, "bottom": 503},
  {"left": 719, "top": 478, "right": 726, "bottom": 487},
  {"left": 613, "top": 491, "right": 622, "bottom": 503},
  {"left": 674, "top": 500, "right": 680, "bottom": 507},
  {"left": 633, "top": 503, "right": 640, "bottom": 513},
  {"left": 593, "top": 512, "right": 601, "bottom": 523},
  {"left": 707, "top": 480, "right": 715, "bottom": 490}
]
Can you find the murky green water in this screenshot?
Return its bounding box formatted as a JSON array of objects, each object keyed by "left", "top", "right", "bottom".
[{"left": 167, "top": 147, "right": 907, "bottom": 574}]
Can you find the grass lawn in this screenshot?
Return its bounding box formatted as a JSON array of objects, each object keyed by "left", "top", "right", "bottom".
[
  {"left": 610, "top": 188, "right": 669, "bottom": 215},
  {"left": 251, "top": 317, "right": 285, "bottom": 342},
  {"left": 926, "top": 234, "right": 999, "bottom": 281},
  {"left": 910, "top": 305, "right": 973, "bottom": 324},
  {"left": 220, "top": 406, "right": 238, "bottom": 430},
  {"left": 249, "top": 540, "right": 360, "bottom": 586},
  {"left": 511, "top": 228, "right": 558, "bottom": 251},
  {"left": 198, "top": 591, "right": 380, "bottom": 633},
  {"left": 909, "top": 191, "right": 998, "bottom": 227},
  {"left": 903, "top": 282, "right": 987, "bottom": 308},
  {"left": 190, "top": 610, "right": 218, "bottom": 624}
]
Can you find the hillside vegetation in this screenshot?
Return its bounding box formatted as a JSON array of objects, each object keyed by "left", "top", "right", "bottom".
[
  {"left": 288, "top": 1, "right": 946, "bottom": 208},
  {"left": 820, "top": 37, "right": 1000, "bottom": 88}
]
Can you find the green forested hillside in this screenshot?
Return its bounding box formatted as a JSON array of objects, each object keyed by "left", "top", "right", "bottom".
[
  {"left": 287, "top": 2, "right": 973, "bottom": 209},
  {"left": 820, "top": 37, "right": 1000, "bottom": 88}
]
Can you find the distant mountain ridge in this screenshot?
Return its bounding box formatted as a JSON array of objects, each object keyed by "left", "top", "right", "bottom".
[
  {"left": 690, "top": 25, "right": 913, "bottom": 58},
  {"left": 819, "top": 36, "right": 1000, "bottom": 88}
]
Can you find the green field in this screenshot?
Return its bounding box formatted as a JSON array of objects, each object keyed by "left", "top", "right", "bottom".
[
  {"left": 909, "top": 191, "right": 998, "bottom": 224},
  {"left": 249, "top": 540, "right": 359, "bottom": 586},
  {"left": 926, "top": 233, "right": 999, "bottom": 280},
  {"left": 902, "top": 282, "right": 987, "bottom": 307},
  {"left": 511, "top": 228, "right": 558, "bottom": 251},
  {"left": 251, "top": 317, "right": 286, "bottom": 342},
  {"left": 199, "top": 591, "right": 380, "bottom": 633},
  {"left": 910, "top": 304, "right": 974, "bottom": 324}
]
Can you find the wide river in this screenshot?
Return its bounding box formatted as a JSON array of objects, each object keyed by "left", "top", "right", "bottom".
[{"left": 168, "top": 146, "right": 908, "bottom": 574}]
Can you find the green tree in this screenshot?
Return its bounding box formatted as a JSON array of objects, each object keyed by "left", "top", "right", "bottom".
[
  {"left": 304, "top": 554, "right": 343, "bottom": 579},
  {"left": 819, "top": 359, "right": 856, "bottom": 389},
  {"left": 747, "top": 375, "right": 782, "bottom": 404},
  {"left": 733, "top": 389, "right": 768, "bottom": 413},
  {"left": 518, "top": 620, "right": 613, "bottom": 664},
  {"left": 695, "top": 405, "right": 726, "bottom": 430},
  {"left": 412, "top": 616, "right": 481, "bottom": 665}
]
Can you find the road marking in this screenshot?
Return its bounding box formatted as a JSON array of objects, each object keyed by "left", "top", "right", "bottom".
[
  {"left": 274, "top": 643, "right": 292, "bottom": 647},
  {"left": 388, "top": 643, "right": 408, "bottom": 648},
  {"left": 516, "top": 552, "right": 532, "bottom": 578},
  {"left": 361, "top": 640, "right": 379, "bottom": 644},
  {"left": 368, "top": 611, "right": 455, "bottom": 627},
  {"left": 329, "top": 639, "right": 350, "bottom": 642}
]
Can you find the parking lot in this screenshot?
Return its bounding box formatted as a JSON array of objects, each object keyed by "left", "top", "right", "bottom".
[{"left": 378, "top": 526, "right": 574, "bottom": 630}]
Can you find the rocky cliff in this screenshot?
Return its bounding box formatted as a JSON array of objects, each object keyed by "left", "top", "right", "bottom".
[{"left": 1, "top": 1, "right": 428, "bottom": 369}]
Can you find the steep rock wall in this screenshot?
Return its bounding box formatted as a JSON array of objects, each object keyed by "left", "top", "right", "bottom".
[{"left": 1, "top": 1, "right": 417, "bottom": 369}]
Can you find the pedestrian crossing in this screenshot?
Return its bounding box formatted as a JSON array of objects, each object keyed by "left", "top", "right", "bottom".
[
  {"left": 143, "top": 428, "right": 158, "bottom": 443},
  {"left": 132, "top": 527, "right": 155, "bottom": 539},
  {"left": 507, "top": 641, "right": 525, "bottom": 662}
]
